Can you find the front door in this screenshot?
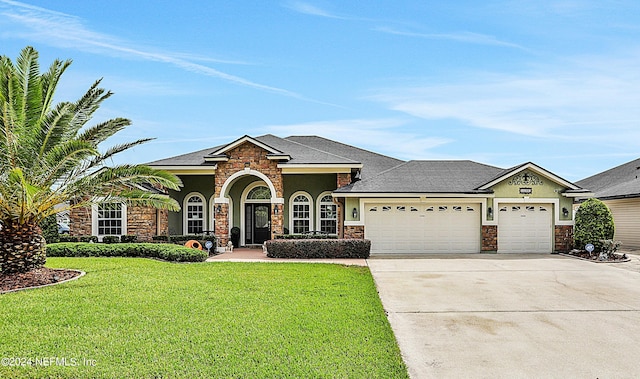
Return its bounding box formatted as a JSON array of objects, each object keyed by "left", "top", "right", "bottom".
[{"left": 245, "top": 203, "right": 271, "bottom": 245}]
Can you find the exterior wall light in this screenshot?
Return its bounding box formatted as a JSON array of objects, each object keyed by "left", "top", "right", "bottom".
[
  {"left": 352, "top": 207, "right": 358, "bottom": 219},
  {"left": 487, "top": 207, "right": 493, "bottom": 218},
  {"left": 216, "top": 204, "right": 222, "bottom": 214},
  {"left": 274, "top": 204, "right": 279, "bottom": 214},
  {"left": 562, "top": 207, "right": 569, "bottom": 217}
]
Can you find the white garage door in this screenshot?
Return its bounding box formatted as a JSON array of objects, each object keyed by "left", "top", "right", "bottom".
[
  {"left": 365, "top": 203, "right": 481, "bottom": 254},
  {"left": 498, "top": 204, "right": 552, "bottom": 253}
]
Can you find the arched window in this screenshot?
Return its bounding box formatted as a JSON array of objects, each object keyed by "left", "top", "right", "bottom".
[
  {"left": 184, "top": 193, "right": 205, "bottom": 234},
  {"left": 247, "top": 185, "right": 271, "bottom": 200},
  {"left": 291, "top": 192, "right": 312, "bottom": 234},
  {"left": 318, "top": 193, "right": 337, "bottom": 234}
]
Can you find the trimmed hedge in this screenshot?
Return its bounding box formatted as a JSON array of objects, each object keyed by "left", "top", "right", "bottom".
[
  {"left": 48, "top": 243, "right": 208, "bottom": 262},
  {"left": 574, "top": 198, "right": 615, "bottom": 252},
  {"left": 274, "top": 233, "right": 338, "bottom": 240},
  {"left": 265, "top": 239, "right": 371, "bottom": 259},
  {"left": 153, "top": 235, "right": 217, "bottom": 244}
]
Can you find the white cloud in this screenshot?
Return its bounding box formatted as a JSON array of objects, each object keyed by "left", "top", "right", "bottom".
[
  {"left": 285, "top": 1, "right": 345, "bottom": 19},
  {"left": 0, "top": 0, "right": 305, "bottom": 99},
  {"left": 369, "top": 53, "right": 640, "bottom": 146},
  {"left": 265, "top": 118, "right": 452, "bottom": 160},
  {"left": 375, "top": 27, "right": 527, "bottom": 50}
]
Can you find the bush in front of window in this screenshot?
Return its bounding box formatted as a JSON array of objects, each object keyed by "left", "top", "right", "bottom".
[
  {"left": 102, "top": 236, "right": 121, "bottom": 244},
  {"left": 121, "top": 235, "right": 137, "bottom": 243},
  {"left": 152, "top": 235, "right": 216, "bottom": 246},
  {"left": 48, "top": 243, "right": 208, "bottom": 262},
  {"left": 265, "top": 239, "right": 371, "bottom": 259},
  {"left": 274, "top": 233, "right": 338, "bottom": 240},
  {"left": 79, "top": 235, "right": 99, "bottom": 243}
]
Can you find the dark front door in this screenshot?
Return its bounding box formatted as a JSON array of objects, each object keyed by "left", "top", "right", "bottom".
[{"left": 245, "top": 203, "right": 271, "bottom": 245}]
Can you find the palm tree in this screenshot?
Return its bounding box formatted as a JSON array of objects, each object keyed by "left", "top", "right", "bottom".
[{"left": 0, "top": 46, "right": 182, "bottom": 274}]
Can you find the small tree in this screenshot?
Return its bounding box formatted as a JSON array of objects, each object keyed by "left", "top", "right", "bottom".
[
  {"left": 0, "top": 46, "right": 182, "bottom": 274},
  {"left": 573, "top": 198, "right": 615, "bottom": 252}
]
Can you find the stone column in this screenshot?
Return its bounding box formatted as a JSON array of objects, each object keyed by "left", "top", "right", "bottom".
[{"left": 215, "top": 203, "right": 229, "bottom": 246}]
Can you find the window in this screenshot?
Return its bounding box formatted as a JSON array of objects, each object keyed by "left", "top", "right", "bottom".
[
  {"left": 95, "top": 203, "right": 126, "bottom": 236},
  {"left": 318, "top": 194, "right": 337, "bottom": 234},
  {"left": 247, "top": 185, "right": 271, "bottom": 200},
  {"left": 185, "top": 194, "right": 205, "bottom": 234},
  {"left": 291, "top": 193, "right": 311, "bottom": 233}
]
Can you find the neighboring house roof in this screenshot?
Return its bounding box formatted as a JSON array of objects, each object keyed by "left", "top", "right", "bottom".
[
  {"left": 335, "top": 160, "right": 505, "bottom": 194},
  {"left": 577, "top": 158, "right": 640, "bottom": 199}
]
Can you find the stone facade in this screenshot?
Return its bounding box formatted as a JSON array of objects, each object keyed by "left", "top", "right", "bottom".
[
  {"left": 69, "top": 206, "right": 92, "bottom": 237},
  {"left": 554, "top": 225, "right": 573, "bottom": 253},
  {"left": 344, "top": 225, "right": 365, "bottom": 239},
  {"left": 337, "top": 173, "right": 351, "bottom": 189},
  {"left": 214, "top": 142, "right": 284, "bottom": 246},
  {"left": 481, "top": 225, "right": 498, "bottom": 252},
  {"left": 127, "top": 207, "right": 168, "bottom": 242},
  {"left": 69, "top": 205, "right": 168, "bottom": 241}
]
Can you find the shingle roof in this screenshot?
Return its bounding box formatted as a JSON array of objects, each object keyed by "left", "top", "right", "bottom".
[
  {"left": 284, "top": 136, "right": 404, "bottom": 179},
  {"left": 335, "top": 160, "right": 505, "bottom": 193},
  {"left": 577, "top": 158, "right": 640, "bottom": 199},
  {"left": 147, "top": 135, "right": 401, "bottom": 178}
]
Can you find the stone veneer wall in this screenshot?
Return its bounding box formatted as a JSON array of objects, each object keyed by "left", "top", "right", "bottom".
[
  {"left": 214, "top": 142, "right": 284, "bottom": 245},
  {"left": 127, "top": 207, "right": 168, "bottom": 241},
  {"left": 69, "top": 206, "right": 92, "bottom": 237},
  {"left": 481, "top": 225, "right": 498, "bottom": 252},
  {"left": 554, "top": 225, "right": 573, "bottom": 253},
  {"left": 344, "top": 225, "right": 364, "bottom": 239},
  {"left": 69, "top": 205, "right": 168, "bottom": 241}
]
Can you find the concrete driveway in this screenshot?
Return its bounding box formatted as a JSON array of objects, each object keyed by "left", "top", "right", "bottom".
[{"left": 368, "top": 254, "right": 640, "bottom": 378}]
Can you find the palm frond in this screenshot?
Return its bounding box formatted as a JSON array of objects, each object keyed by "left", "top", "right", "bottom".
[{"left": 77, "top": 117, "right": 131, "bottom": 146}]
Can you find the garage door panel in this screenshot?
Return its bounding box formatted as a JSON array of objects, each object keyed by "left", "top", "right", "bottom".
[
  {"left": 366, "top": 202, "right": 481, "bottom": 254},
  {"left": 498, "top": 204, "right": 552, "bottom": 253}
]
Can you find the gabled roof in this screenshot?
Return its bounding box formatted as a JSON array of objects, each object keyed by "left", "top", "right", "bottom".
[
  {"left": 477, "top": 162, "right": 586, "bottom": 194},
  {"left": 335, "top": 160, "right": 504, "bottom": 194},
  {"left": 205, "top": 135, "right": 291, "bottom": 162},
  {"left": 147, "top": 134, "right": 397, "bottom": 175},
  {"left": 577, "top": 158, "right": 640, "bottom": 199}
]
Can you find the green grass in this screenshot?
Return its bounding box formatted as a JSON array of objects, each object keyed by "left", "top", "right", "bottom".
[{"left": 0, "top": 258, "right": 408, "bottom": 378}]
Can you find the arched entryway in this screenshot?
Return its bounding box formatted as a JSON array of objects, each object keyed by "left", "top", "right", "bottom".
[{"left": 214, "top": 169, "right": 284, "bottom": 248}]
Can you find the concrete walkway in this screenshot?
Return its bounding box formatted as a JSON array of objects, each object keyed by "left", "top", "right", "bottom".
[{"left": 368, "top": 254, "right": 640, "bottom": 378}]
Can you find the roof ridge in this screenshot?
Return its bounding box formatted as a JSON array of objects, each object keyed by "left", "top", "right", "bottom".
[
  {"left": 285, "top": 135, "right": 404, "bottom": 163},
  {"left": 274, "top": 135, "right": 360, "bottom": 163}
]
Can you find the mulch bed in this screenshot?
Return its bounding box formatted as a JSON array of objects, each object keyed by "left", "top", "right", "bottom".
[
  {"left": 562, "top": 250, "right": 630, "bottom": 263},
  {"left": 0, "top": 268, "right": 82, "bottom": 293}
]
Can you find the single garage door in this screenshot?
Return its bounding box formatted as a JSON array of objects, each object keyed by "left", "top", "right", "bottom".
[
  {"left": 498, "top": 204, "right": 552, "bottom": 253},
  {"left": 365, "top": 202, "right": 481, "bottom": 254}
]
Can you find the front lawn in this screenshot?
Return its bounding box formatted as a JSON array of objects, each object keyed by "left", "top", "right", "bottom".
[{"left": 0, "top": 258, "right": 408, "bottom": 378}]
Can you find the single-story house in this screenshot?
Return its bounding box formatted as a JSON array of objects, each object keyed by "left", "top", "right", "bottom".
[
  {"left": 69, "top": 134, "right": 590, "bottom": 255},
  {"left": 576, "top": 158, "right": 640, "bottom": 250}
]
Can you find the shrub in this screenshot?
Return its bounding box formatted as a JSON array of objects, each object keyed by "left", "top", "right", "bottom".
[
  {"left": 121, "top": 235, "right": 138, "bottom": 243},
  {"left": 102, "top": 236, "right": 120, "bottom": 244},
  {"left": 48, "top": 243, "right": 208, "bottom": 262},
  {"left": 153, "top": 235, "right": 216, "bottom": 247},
  {"left": 265, "top": 239, "right": 371, "bottom": 259},
  {"left": 79, "top": 235, "right": 99, "bottom": 243},
  {"left": 274, "top": 233, "right": 338, "bottom": 240},
  {"left": 39, "top": 214, "right": 60, "bottom": 244},
  {"left": 59, "top": 235, "right": 79, "bottom": 242},
  {"left": 574, "top": 198, "right": 615, "bottom": 252}
]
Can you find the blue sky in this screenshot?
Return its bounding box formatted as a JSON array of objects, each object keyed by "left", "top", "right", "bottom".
[{"left": 2, "top": 0, "right": 639, "bottom": 181}]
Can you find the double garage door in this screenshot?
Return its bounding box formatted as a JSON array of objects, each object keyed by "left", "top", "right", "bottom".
[
  {"left": 365, "top": 202, "right": 481, "bottom": 254},
  {"left": 365, "top": 201, "right": 553, "bottom": 255}
]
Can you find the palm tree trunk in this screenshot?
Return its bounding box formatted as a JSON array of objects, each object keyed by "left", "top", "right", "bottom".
[{"left": 0, "top": 221, "right": 47, "bottom": 274}]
